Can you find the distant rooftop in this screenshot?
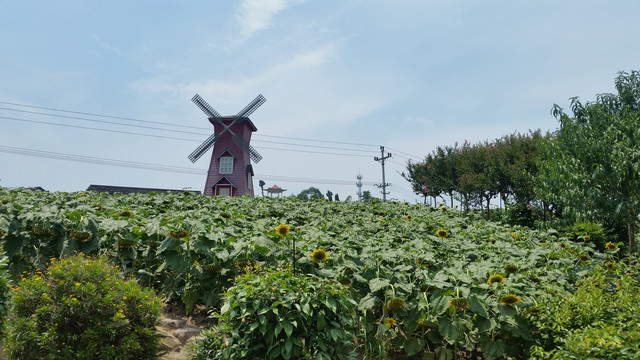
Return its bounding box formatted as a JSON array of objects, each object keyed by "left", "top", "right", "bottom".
[{"left": 86, "top": 184, "right": 200, "bottom": 195}]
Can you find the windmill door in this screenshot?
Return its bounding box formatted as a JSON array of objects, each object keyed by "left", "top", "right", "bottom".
[{"left": 217, "top": 186, "right": 232, "bottom": 197}]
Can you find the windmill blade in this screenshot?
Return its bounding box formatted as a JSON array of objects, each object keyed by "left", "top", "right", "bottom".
[
  {"left": 188, "top": 133, "right": 220, "bottom": 163},
  {"left": 192, "top": 94, "right": 222, "bottom": 119},
  {"left": 236, "top": 94, "right": 266, "bottom": 118},
  {"left": 232, "top": 133, "right": 263, "bottom": 163}
]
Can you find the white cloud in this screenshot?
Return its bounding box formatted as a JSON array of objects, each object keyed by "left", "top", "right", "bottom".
[{"left": 235, "top": 0, "right": 305, "bottom": 42}]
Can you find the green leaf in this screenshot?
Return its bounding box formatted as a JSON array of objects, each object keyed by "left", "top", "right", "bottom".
[
  {"left": 283, "top": 321, "right": 293, "bottom": 337},
  {"left": 404, "top": 337, "right": 424, "bottom": 356},
  {"left": 478, "top": 335, "right": 505, "bottom": 360},
  {"left": 317, "top": 312, "right": 326, "bottom": 330},
  {"left": 358, "top": 293, "right": 378, "bottom": 310},
  {"left": 438, "top": 317, "right": 461, "bottom": 343},
  {"left": 368, "top": 278, "right": 390, "bottom": 293}
]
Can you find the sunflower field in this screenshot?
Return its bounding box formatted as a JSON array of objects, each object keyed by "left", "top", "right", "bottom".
[{"left": 0, "top": 188, "right": 638, "bottom": 359}]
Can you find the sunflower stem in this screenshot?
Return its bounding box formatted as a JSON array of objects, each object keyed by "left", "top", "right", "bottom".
[{"left": 292, "top": 236, "right": 296, "bottom": 275}]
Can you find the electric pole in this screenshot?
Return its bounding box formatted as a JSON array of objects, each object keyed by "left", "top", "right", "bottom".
[
  {"left": 374, "top": 146, "right": 392, "bottom": 201},
  {"left": 356, "top": 173, "right": 363, "bottom": 201}
]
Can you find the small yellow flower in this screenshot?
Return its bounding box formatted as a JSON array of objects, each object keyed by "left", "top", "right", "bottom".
[
  {"left": 276, "top": 224, "right": 290, "bottom": 237},
  {"left": 510, "top": 232, "right": 518, "bottom": 241},
  {"left": 436, "top": 229, "right": 449, "bottom": 238},
  {"left": 384, "top": 317, "right": 397, "bottom": 327},
  {"left": 405, "top": 214, "right": 412, "bottom": 221},
  {"left": 583, "top": 235, "right": 591, "bottom": 241},
  {"left": 605, "top": 242, "right": 617, "bottom": 251}
]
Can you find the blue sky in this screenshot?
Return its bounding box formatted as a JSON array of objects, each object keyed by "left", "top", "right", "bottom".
[{"left": 1, "top": 1, "right": 639, "bottom": 202}]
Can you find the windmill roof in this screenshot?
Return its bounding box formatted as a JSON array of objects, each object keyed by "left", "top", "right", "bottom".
[{"left": 209, "top": 116, "right": 258, "bottom": 132}]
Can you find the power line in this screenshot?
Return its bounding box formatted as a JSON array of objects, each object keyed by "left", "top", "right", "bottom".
[
  {"left": 386, "top": 147, "right": 422, "bottom": 160},
  {"left": 0, "top": 100, "right": 381, "bottom": 148},
  {"left": 0, "top": 145, "right": 379, "bottom": 186},
  {"left": 0, "top": 115, "right": 372, "bottom": 158}
]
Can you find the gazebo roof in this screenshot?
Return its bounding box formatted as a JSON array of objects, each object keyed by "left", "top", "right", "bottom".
[{"left": 266, "top": 184, "right": 286, "bottom": 193}]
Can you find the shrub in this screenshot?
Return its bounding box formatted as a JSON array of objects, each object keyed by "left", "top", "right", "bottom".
[
  {"left": 4, "top": 254, "right": 162, "bottom": 360},
  {"left": 528, "top": 261, "right": 640, "bottom": 359},
  {"left": 192, "top": 268, "right": 358, "bottom": 360}
]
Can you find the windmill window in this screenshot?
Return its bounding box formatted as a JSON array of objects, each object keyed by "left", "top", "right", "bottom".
[
  {"left": 247, "top": 172, "right": 253, "bottom": 190},
  {"left": 219, "top": 156, "right": 234, "bottom": 174}
]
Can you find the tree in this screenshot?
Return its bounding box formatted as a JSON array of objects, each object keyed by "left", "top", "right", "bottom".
[
  {"left": 538, "top": 70, "right": 640, "bottom": 252},
  {"left": 259, "top": 180, "right": 266, "bottom": 197},
  {"left": 325, "top": 190, "right": 333, "bottom": 202},
  {"left": 296, "top": 187, "right": 324, "bottom": 200},
  {"left": 334, "top": 194, "right": 340, "bottom": 202},
  {"left": 360, "top": 190, "right": 374, "bottom": 203}
]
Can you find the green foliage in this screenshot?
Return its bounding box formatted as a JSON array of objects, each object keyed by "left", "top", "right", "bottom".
[
  {"left": 0, "top": 243, "right": 10, "bottom": 338},
  {"left": 296, "top": 187, "right": 325, "bottom": 200},
  {"left": 403, "top": 131, "right": 545, "bottom": 215},
  {"left": 191, "top": 268, "right": 358, "bottom": 360},
  {"left": 538, "top": 70, "right": 640, "bottom": 251},
  {"left": 528, "top": 260, "right": 640, "bottom": 359},
  {"left": 0, "top": 188, "right": 629, "bottom": 358},
  {"left": 3, "top": 254, "right": 161, "bottom": 360}
]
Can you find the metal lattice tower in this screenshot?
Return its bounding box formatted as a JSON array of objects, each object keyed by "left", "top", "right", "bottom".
[{"left": 356, "top": 173, "right": 363, "bottom": 201}]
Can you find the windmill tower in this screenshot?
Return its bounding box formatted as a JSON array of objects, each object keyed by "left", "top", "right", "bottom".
[{"left": 188, "top": 94, "right": 266, "bottom": 197}]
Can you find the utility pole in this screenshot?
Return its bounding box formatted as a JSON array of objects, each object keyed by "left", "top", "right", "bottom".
[
  {"left": 374, "top": 146, "right": 392, "bottom": 201},
  {"left": 356, "top": 173, "right": 363, "bottom": 201}
]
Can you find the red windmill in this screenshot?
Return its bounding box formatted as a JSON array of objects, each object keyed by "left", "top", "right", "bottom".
[{"left": 188, "top": 94, "right": 266, "bottom": 196}]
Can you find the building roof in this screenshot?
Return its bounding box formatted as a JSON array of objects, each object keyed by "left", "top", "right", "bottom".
[
  {"left": 86, "top": 184, "right": 200, "bottom": 195},
  {"left": 266, "top": 184, "right": 286, "bottom": 193}
]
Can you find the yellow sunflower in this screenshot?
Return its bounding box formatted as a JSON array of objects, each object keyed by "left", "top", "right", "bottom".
[
  {"left": 499, "top": 294, "right": 522, "bottom": 306},
  {"left": 583, "top": 235, "right": 591, "bottom": 241},
  {"left": 276, "top": 224, "right": 290, "bottom": 237},
  {"left": 448, "top": 299, "right": 469, "bottom": 310},
  {"left": 384, "top": 317, "right": 397, "bottom": 327},
  {"left": 310, "top": 248, "right": 328, "bottom": 263},
  {"left": 605, "top": 242, "right": 617, "bottom": 251},
  {"left": 406, "top": 214, "right": 413, "bottom": 221},
  {"left": 387, "top": 297, "right": 406, "bottom": 310},
  {"left": 436, "top": 229, "right": 449, "bottom": 238},
  {"left": 488, "top": 274, "right": 504, "bottom": 285}
]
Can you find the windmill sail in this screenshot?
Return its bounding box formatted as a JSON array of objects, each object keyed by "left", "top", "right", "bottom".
[{"left": 188, "top": 133, "right": 220, "bottom": 163}]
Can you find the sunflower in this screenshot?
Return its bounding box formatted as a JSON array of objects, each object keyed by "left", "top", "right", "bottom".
[
  {"left": 448, "top": 299, "right": 469, "bottom": 310},
  {"left": 499, "top": 294, "right": 522, "bottom": 306},
  {"left": 406, "top": 214, "right": 413, "bottom": 221},
  {"left": 488, "top": 274, "right": 504, "bottom": 285},
  {"left": 605, "top": 242, "right": 617, "bottom": 251},
  {"left": 384, "top": 317, "right": 397, "bottom": 327},
  {"left": 606, "top": 261, "right": 616, "bottom": 271},
  {"left": 578, "top": 253, "right": 590, "bottom": 262},
  {"left": 387, "top": 297, "right": 406, "bottom": 310},
  {"left": 583, "top": 235, "right": 591, "bottom": 241},
  {"left": 310, "top": 249, "right": 328, "bottom": 263},
  {"left": 510, "top": 232, "right": 518, "bottom": 241},
  {"left": 276, "top": 224, "right": 290, "bottom": 237},
  {"left": 441, "top": 207, "right": 447, "bottom": 212},
  {"left": 436, "top": 229, "right": 449, "bottom": 238},
  {"left": 504, "top": 264, "right": 518, "bottom": 274}
]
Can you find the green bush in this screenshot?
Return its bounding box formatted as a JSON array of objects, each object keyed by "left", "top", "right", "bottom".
[
  {"left": 4, "top": 254, "right": 162, "bottom": 360},
  {"left": 528, "top": 260, "right": 640, "bottom": 359},
  {"left": 0, "top": 244, "right": 10, "bottom": 338},
  {"left": 192, "top": 267, "right": 358, "bottom": 360}
]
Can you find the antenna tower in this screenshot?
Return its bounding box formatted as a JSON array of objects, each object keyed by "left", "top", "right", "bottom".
[{"left": 356, "top": 173, "right": 363, "bottom": 201}]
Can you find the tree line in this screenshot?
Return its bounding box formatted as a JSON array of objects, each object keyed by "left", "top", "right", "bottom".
[{"left": 403, "top": 70, "right": 640, "bottom": 252}]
